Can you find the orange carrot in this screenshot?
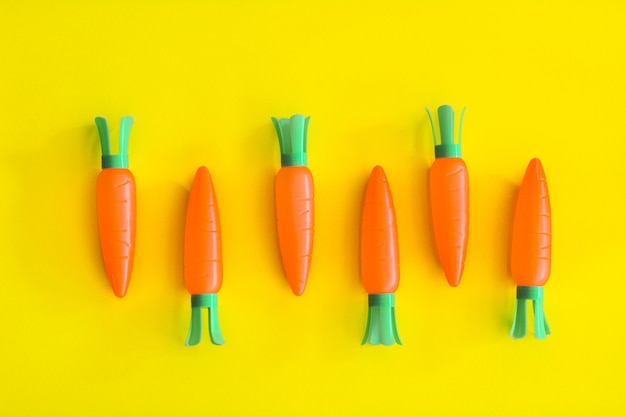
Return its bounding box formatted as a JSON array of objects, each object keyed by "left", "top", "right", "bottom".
[
  {"left": 271, "top": 115, "right": 314, "bottom": 296},
  {"left": 184, "top": 166, "right": 224, "bottom": 346},
  {"left": 426, "top": 105, "right": 469, "bottom": 287},
  {"left": 510, "top": 158, "right": 552, "bottom": 340},
  {"left": 95, "top": 117, "right": 136, "bottom": 298},
  {"left": 360, "top": 166, "right": 401, "bottom": 346}
]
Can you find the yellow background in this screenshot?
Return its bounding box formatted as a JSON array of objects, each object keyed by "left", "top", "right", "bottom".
[{"left": 1, "top": 1, "right": 625, "bottom": 416}]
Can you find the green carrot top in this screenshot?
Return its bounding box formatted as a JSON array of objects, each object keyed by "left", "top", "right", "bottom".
[
  {"left": 271, "top": 114, "right": 310, "bottom": 167},
  {"left": 362, "top": 294, "right": 401, "bottom": 346},
  {"left": 95, "top": 116, "right": 134, "bottom": 169},
  {"left": 510, "top": 286, "right": 551, "bottom": 340},
  {"left": 426, "top": 105, "right": 465, "bottom": 159},
  {"left": 186, "top": 294, "right": 224, "bottom": 346}
]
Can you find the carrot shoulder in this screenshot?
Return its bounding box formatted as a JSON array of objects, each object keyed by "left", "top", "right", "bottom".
[
  {"left": 184, "top": 166, "right": 224, "bottom": 346},
  {"left": 271, "top": 115, "right": 314, "bottom": 296},
  {"left": 426, "top": 105, "right": 469, "bottom": 287},
  {"left": 510, "top": 158, "right": 552, "bottom": 340},
  {"left": 360, "top": 166, "right": 401, "bottom": 346},
  {"left": 94, "top": 116, "right": 136, "bottom": 298}
]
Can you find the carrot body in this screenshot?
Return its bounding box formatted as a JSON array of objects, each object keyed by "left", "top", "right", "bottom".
[
  {"left": 361, "top": 166, "right": 399, "bottom": 294},
  {"left": 429, "top": 158, "right": 469, "bottom": 286},
  {"left": 94, "top": 116, "right": 136, "bottom": 298},
  {"left": 511, "top": 158, "right": 551, "bottom": 287},
  {"left": 510, "top": 158, "right": 552, "bottom": 340},
  {"left": 184, "top": 166, "right": 223, "bottom": 295},
  {"left": 426, "top": 105, "right": 469, "bottom": 287},
  {"left": 360, "top": 166, "right": 401, "bottom": 346},
  {"left": 275, "top": 166, "right": 314, "bottom": 296},
  {"left": 272, "top": 115, "right": 314, "bottom": 296},
  {"left": 184, "top": 166, "right": 224, "bottom": 346},
  {"left": 96, "top": 169, "right": 136, "bottom": 298}
]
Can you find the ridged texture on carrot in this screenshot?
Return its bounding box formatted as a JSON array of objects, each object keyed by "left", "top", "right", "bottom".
[
  {"left": 361, "top": 166, "right": 399, "bottom": 294},
  {"left": 275, "top": 166, "right": 314, "bottom": 296},
  {"left": 509, "top": 158, "right": 552, "bottom": 340},
  {"left": 184, "top": 166, "right": 224, "bottom": 346},
  {"left": 426, "top": 105, "right": 469, "bottom": 287},
  {"left": 272, "top": 114, "right": 313, "bottom": 296},
  {"left": 184, "top": 166, "right": 223, "bottom": 295},
  {"left": 96, "top": 168, "right": 136, "bottom": 298},
  {"left": 360, "top": 166, "right": 401, "bottom": 346},
  {"left": 511, "top": 158, "right": 551, "bottom": 287},
  {"left": 429, "top": 158, "right": 469, "bottom": 287},
  {"left": 94, "top": 116, "right": 135, "bottom": 298}
]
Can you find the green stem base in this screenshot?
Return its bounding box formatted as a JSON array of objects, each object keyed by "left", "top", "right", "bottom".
[
  {"left": 510, "top": 286, "right": 551, "bottom": 340},
  {"left": 186, "top": 294, "right": 224, "bottom": 346},
  {"left": 95, "top": 116, "right": 133, "bottom": 169},
  {"left": 362, "top": 294, "right": 401, "bottom": 346},
  {"left": 271, "top": 115, "right": 310, "bottom": 167}
]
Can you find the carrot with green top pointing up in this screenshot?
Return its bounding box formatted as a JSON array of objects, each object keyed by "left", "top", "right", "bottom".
[
  {"left": 426, "top": 105, "right": 469, "bottom": 287},
  {"left": 271, "top": 115, "right": 314, "bottom": 296},
  {"left": 510, "top": 158, "right": 552, "bottom": 340},
  {"left": 184, "top": 166, "right": 224, "bottom": 346},
  {"left": 94, "top": 116, "right": 136, "bottom": 298}
]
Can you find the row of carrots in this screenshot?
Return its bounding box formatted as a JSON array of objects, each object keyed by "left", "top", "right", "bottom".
[{"left": 93, "top": 106, "right": 552, "bottom": 346}]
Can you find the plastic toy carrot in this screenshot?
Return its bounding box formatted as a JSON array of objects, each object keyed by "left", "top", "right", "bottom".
[
  {"left": 426, "top": 105, "right": 469, "bottom": 287},
  {"left": 510, "top": 158, "right": 552, "bottom": 340},
  {"left": 360, "top": 166, "right": 401, "bottom": 346},
  {"left": 94, "top": 116, "right": 136, "bottom": 298},
  {"left": 271, "top": 115, "right": 314, "bottom": 296},
  {"left": 184, "top": 166, "right": 224, "bottom": 346}
]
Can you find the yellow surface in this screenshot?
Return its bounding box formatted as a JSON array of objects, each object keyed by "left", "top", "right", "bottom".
[{"left": 1, "top": 1, "right": 625, "bottom": 416}]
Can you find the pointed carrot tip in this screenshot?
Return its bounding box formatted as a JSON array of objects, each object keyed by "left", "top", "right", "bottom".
[
  {"left": 446, "top": 277, "right": 461, "bottom": 287},
  {"left": 444, "top": 269, "right": 463, "bottom": 287},
  {"left": 290, "top": 282, "right": 306, "bottom": 296},
  {"left": 527, "top": 158, "right": 545, "bottom": 180},
  {"left": 194, "top": 166, "right": 211, "bottom": 185},
  {"left": 112, "top": 286, "right": 127, "bottom": 298},
  {"left": 109, "top": 273, "right": 129, "bottom": 298},
  {"left": 370, "top": 165, "right": 386, "bottom": 179}
]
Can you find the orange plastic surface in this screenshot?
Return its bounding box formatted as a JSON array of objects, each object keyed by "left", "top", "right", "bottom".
[
  {"left": 275, "top": 166, "right": 314, "bottom": 296},
  {"left": 96, "top": 168, "right": 136, "bottom": 298},
  {"left": 360, "top": 166, "right": 399, "bottom": 294},
  {"left": 429, "top": 157, "right": 469, "bottom": 287},
  {"left": 184, "top": 166, "right": 223, "bottom": 295},
  {"left": 510, "top": 158, "right": 551, "bottom": 287}
]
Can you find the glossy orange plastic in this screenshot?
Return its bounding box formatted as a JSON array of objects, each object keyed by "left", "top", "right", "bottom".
[
  {"left": 184, "top": 166, "right": 223, "bottom": 295},
  {"left": 96, "top": 168, "right": 136, "bottom": 298},
  {"left": 430, "top": 157, "right": 469, "bottom": 287},
  {"left": 275, "top": 166, "right": 314, "bottom": 296},
  {"left": 511, "top": 158, "right": 551, "bottom": 286},
  {"left": 361, "top": 166, "right": 399, "bottom": 294}
]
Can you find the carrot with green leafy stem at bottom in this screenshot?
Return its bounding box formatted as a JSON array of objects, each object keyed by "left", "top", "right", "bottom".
[
  {"left": 510, "top": 158, "right": 552, "bottom": 340},
  {"left": 271, "top": 115, "right": 314, "bottom": 296},
  {"left": 184, "top": 166, "right": 224, "bottom": 346},
  {"left": 360, "top": 166, "right": 401, "bottom": 346},
  {"left": 94, "top": 116, "right": 136, "bottom": 298}
]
